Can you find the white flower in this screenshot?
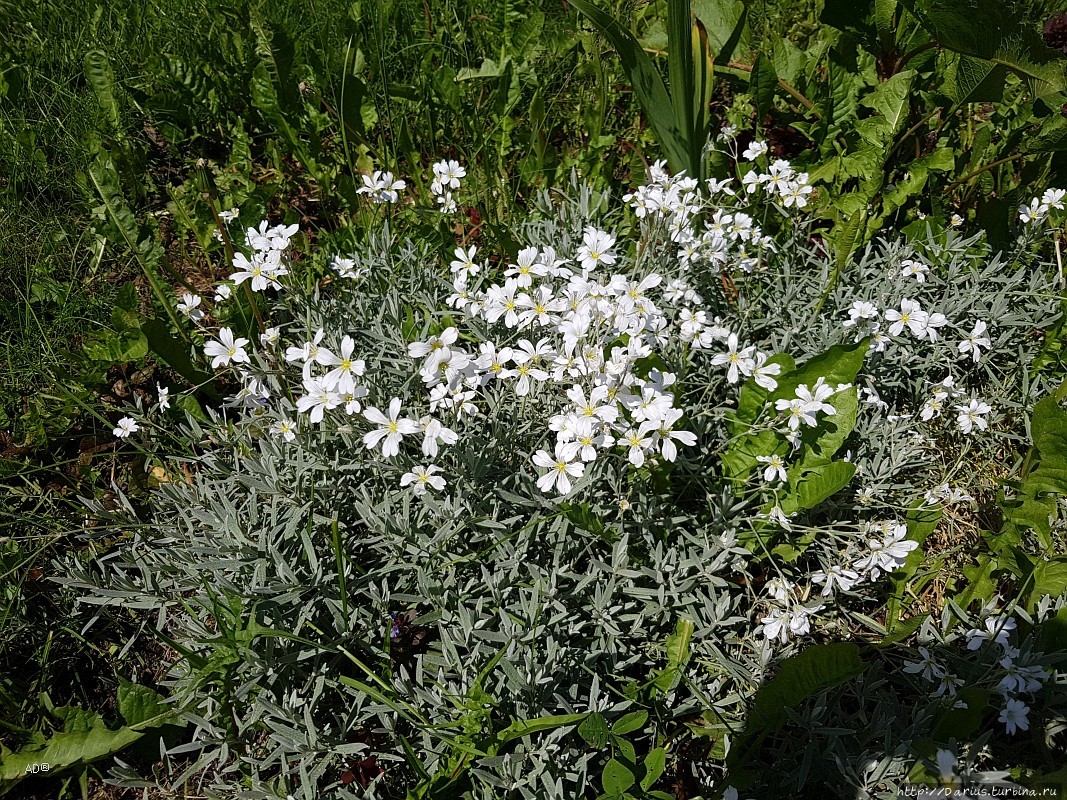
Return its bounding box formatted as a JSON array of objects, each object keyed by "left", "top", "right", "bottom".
[
  {"left": 576, "top": 227, "right": 617, "bottom": 274},
  {"left": 853, "top": 523, "right": 917, "bottom": 579},
  {"left": 764, "top": 577, "right": 794, "bottom": 602},
  {"left": 362, "top": 398, "right": 420, "bottom": 458},
  {"left": 788, "top": 606, "right": 822, "bottom": 637},
  {"left": 408, "top": 327, "right": 459, "bottom": 370},
  {"left": 900, "top": 259, "right": 930, "bottom": 283},
  {"left": 619, "top": 427, "right": 654, "bottom": 468},
  {"left": 332, "top": 255, "right": 366, "bottom": 280},
  {"left": 966, "top": 616, "right": 1017, "bottom": 650},
  {"left": 955, "top": 399, "right": 992, "bottom": 434},
  {"left": 295, "top": 377, "right": 342, "bottom": 424},
  {"left": 214, "top": 283, "right": 232, "bottom": 303},
  {"left": 935, "top": 749, "right": 958, "bottom": 785},
  {"left": 760, "top": 608, "right": 790, "bottom": 643},
  {"left": 260, "top": 326, "right": 281, "bottom": 347},
  {"left": 271, "top": 418, "right": 297, "bottom": 442},
  {"left": 204, "top": 327, "right": 250, "bottom": 368},
  {"left": 1019, "top": 197, "right": 1047, "bottom": 224},
  {"left": 885, "top": 298, "right": 929, "bottom": 337},
  {"left": 400, "top": 464, "right": 447, "bottom": 496},
  {"left": 811, "top": 565, "right": 862, "bottom": 596},
  {"left": 532, "top": 441, "right": 586, "bottom": 495},
  {"left": 357, "top": 170, "right": 406, "bottom": 203},
  {"left": 742, "top": 139, "right": 768, "bottom": 160},
  {"left": 776, "top": 397, "right": 817, "bottom": 430},
  {"left": 449, "top": 246, "right": 480, "bottom": 279},
  {"left": 156, "top": 384, "right": 170, "bottom": 411},
  {"left": 176, "top": 293, "right": 205, "bottom": 321},
  {"left": 756, "top": 453, "right": 787, "bottom": 482},
  {"left": 921, "top": 311, "right": 948, "bottom": 343},
  {"left": 432, "top": 159, "right": 466, "bottom": 190},
  {"left": 1041, "top": 188, "right": 1065, "bottom": 211},
  {"left": 998, "top": 657, "right": 1048, "bottom": 694},
  {"left": 419, "top": 416, "right": 459, "bottom": 457},
  {"left": 218, "top": 207, "right": 240, "bottom": 222},
  {"left": 229, "top": 251, "right": 286, "bottom": 291},
  {"left": 949, "top": 213, "right": 964, "bottom": 228},
  {"left": 710, "top": 333, "right": 756, "bottom": 383},
  {"left": 113, "top": 416, "right": 139, "bottom": 439},
  {"left": 795, "top": 379, "right": 837, "bottom": 416},
  {"left": 903, "top": 646, "right": 943, "bottom": 682},
  {"left": 957, "top": 320, "right": 991, "bottom": 363},
  {"left": 320, "top": 335, "right": 366, "bottom": 393},
  {"left": 843, "top": 301, "right": 879, "bottom": 328},
  {"left": 639, "top": 408, "right": 696, "bottom": 461},
  {"left": 999, "top": 698, "right": 1030, "bottom": 735},
  {"left": 751, "top": 353, "right": 782, "bottom": 391}
]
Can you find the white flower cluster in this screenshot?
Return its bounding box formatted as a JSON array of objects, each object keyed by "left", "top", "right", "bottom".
[
  {"left": 430, "top": 158, "right": 465, "bottom": 213},
  {"left": 356, "top": 169, "right": 406, "bottom": 204},
  {"left": 842, "top": 294, "right": 995, "bottom": 435},
  {"left": 760, "top": 521, "right": 919, "bottom": 644},
  {"left": 904, "top": 614, "right": 1050, "bottom": 735},
  {"left": 622, "top": 160, "right": 776, "bottom": 271},
  {"left": 1018, "top": 187, "right": 1066, "bottom": 224},
  {"left": 229, "top": 221, "right": 296, "bottom": 291}
]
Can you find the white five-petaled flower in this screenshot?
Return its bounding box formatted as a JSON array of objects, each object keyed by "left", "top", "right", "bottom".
[
  {"left": 408, "top": 327, "right": 459, "bottom": 371},
  {"left": 852, "top": 523, "right": 917, "bottom": 580},
  {"left": 710, "top": 333, "right": 756, "bottom": 383},
  {"left": 900, "top": 259, "right": 930, "bottom": 283},
  {"left": 810, "top": 565, "right": 862, "bottom": 597},
  {"left": 271, "top": 418, "right": 297, "bottom": 442},
  {"left": 320, "top": 335, "right": 366, "bottom": 393},
  {"left": 966, "top": 615, "right": 1017, "bottom": 650},
  {"left": 885, "top": 298, "right": 929, "bottom": 337},
  {"left": 156, "top": 383, "right": 170, "bottom": 410},
  {"left": 204, "top": 327, "right": 250, "bottom": 368},
  {"left": 176, "top": 293, "right": 205, "bottom": 321},
  {"left": 576, "top": 227, "right": 617, "bottom": 274},
  {"left": 999, "top": 698, "right": 1030, "bottom": 735},
  {"left": 113, "top": 416, "right": 139, "bottom": 439},
  {"left": 639, "top": 407, "right": 696, "bottom": 461},
  {"left": 957, "top": 320, "right": 991, "bottom": 363},
  {"left": 902, "top": 646, "right": 944, "bottom": 682},
  {"left": 363, "top": 397, "right": 420, "bottom": 458},
  {"left": 742, "top": 139, "right": 768, "bottom": 161},
  {"left": 449, "top": 246, "right": 480, "bottom": 279},
  {"left": 955, "top": 399, "right": 992, "bottom": 434},
  {"left": 356, "top": 170, "right": 406, "bottom": 203},
  {"left": 843, "top": 301, "right": 879, "bottom": 328},
  {"left": 532, "top": 441, "right": 586, "bottom": 495},
  {"left": 400, "top": 464, "right": 447, "bottom": 496},
  {"left": 756, "top": 453, "right": 787, "bottom": 482},
  {"left": 295, "top": 377, "right": 342, "bottom": 423}
]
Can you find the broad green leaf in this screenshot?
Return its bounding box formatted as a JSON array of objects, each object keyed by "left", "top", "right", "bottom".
[
  {"left": 116, "top": 678, "right": 173, "bottom": 727},
  {"left": 611, "top": 710, "right": 649, "bottom": 735},
  {"left": 749, "top": 52, "right": 778, "bottom": 120},
  {"left": 602, "top": 758, "right": 637, "bottom": 794},
  {"left": 579, "top": 712, "right": 611, "bottom": 748},
  {"left": 781, "top": 460, "right": 856, "bottom": 514},
  {"left": 861, "top": 69, "right": 914, "bottom": 132},
  {"left": 641, "top": 748, "right": 667, "bottom": 791},
  {"left": 750, "top": 643, "right": 865, "bottom": 728},
  {"left": 692, "top": 0, "right": 749, "bottom": 64},
  {"left": 83, "top": 50, "right": 121, "bottom": 131}
]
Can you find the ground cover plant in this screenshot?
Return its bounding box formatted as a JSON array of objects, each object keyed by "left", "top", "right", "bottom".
[{"left": 4, "top": 0, "right": 1067, "bottom": 798}]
